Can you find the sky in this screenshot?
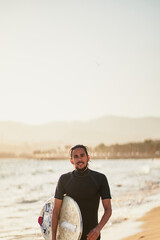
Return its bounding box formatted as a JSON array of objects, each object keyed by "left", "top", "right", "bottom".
[{"left": 0, "top": 0, "right": 160, "bottom": 124}]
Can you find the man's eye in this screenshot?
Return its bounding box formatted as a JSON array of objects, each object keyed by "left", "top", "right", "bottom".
[{"left": 80, "top": 154, "right": 84, "bottom": 157}]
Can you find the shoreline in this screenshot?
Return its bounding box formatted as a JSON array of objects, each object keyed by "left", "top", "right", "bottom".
[
  {"left": 122, "top": 206, "right": 160, "bottom": 240},
  {"left": 0, "top": 156, "right": 160, "bottom": 160},
  {"left": 101, "top": 191, "right": 160, "bottom": 240}
]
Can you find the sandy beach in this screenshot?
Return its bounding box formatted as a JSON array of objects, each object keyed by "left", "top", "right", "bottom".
[{"left": 122, "top": 206, "right": 160, "bottom": 240}]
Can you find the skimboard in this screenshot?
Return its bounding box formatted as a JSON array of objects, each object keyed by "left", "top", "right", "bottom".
[{"left": 38, "top": 196, "right": 83, "bottom": 240}]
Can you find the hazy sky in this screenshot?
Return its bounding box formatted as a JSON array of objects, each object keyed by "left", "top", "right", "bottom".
[{"left": 1, "top": 0, "right": 160, "bottom": 124}]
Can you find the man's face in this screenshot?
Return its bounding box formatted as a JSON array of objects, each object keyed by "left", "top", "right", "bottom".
[{"left": 70, "top": 147, "right": 89, "bottom": 171}]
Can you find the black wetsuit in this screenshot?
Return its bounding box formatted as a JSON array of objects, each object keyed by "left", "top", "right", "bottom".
[{"left": 54, "top": 168, "right": 111, "bottom": 240}]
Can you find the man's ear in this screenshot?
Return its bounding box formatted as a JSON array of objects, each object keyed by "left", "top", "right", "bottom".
[
  {"left": 70, "top": 158, "right": 74, "bottom": 164},
  {"left": 88, "top": 155, "right": 90, "bottom": 162}
]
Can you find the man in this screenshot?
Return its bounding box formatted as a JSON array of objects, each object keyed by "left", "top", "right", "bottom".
[{"left": 51, "top": 144, "right": 112, "bottom": 240}]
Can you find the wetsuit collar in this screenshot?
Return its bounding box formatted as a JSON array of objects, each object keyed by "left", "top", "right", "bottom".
[{"left": 74, "top": 168, "right": 90, "bottom": 177}]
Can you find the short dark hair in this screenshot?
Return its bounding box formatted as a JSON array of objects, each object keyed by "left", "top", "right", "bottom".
[{"left": 70, "top": 144, "right": 89, "bottom": 158}]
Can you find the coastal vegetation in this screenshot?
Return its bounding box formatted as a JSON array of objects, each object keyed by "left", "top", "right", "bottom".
[
  {"left": 0, "top": 139, "right": 160, "bottom": 160},
  {"left": 92, "top": 139, "right": 160, "bottom": 159},
  {"left": 31, "top": 139, "right": 160, "bottom": 159}
]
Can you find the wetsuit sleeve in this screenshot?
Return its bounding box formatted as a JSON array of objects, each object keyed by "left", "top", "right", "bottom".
[
  {"left": 54, "top": 176, "right": 65, "bottom": 200},
  {"left": 99, "top": 175, "right": 111, "bottom": 199}
]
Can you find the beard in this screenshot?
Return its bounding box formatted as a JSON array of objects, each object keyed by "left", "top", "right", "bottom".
[{"left": 76, "top": 162, "right": 88, "bottom": 172}]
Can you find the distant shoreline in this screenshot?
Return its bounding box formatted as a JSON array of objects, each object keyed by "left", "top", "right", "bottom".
[
  {"left": 1, "top": 139, "right": 159, "bottom": 160},
  {"left": 0, "top": 155, "right": 160, "bottom": 160}
]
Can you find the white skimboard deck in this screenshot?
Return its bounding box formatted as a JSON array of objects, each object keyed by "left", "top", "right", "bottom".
[{"left": 38, "top": 196, "right": 83, "bottom": 240}]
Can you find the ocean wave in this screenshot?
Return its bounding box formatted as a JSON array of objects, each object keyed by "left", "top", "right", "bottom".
[{"left": 17, "top": 199, "right": 39, "bottom": 204}]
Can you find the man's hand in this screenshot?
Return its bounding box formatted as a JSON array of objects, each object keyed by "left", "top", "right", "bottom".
[{"left": 86, "top": 227, "right": 100, "bottom": 240}]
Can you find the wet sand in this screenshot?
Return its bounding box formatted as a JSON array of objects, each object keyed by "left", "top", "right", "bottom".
[{"left": 122, "top": 206, "right": 160, "bottom": 240}]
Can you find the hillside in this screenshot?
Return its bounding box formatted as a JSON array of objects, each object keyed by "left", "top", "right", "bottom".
[{"left": 0, "top": 116, "right": 160, "bottom": 146}]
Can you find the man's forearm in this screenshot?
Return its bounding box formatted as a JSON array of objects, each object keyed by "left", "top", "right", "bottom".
[
  {"left": 97, "top": 207, "right": 112, "bottom": 232},
  {"left": 51, "top": 209, "right": 59, "bottom": 240},
  {"left": 51, "top": 198, "right": 63, "bottom": 240}
]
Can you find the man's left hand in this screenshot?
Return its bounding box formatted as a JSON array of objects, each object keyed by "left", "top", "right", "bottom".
[{"left": 86, "top": 227, "right": 100, "bottom": 240}]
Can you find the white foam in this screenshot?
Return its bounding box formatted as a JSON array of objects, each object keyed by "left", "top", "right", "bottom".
[{"left": 101, "top": 220, "right": 142, "bottom": 240}]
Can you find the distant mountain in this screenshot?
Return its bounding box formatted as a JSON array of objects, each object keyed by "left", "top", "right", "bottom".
[{"left": 0, "top": 116, "right": 160, "bottom": 146}]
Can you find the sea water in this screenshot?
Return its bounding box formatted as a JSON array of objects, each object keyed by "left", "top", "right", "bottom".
[{"left": 0, "top": 158, "right": 160, "bottom": 240}]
